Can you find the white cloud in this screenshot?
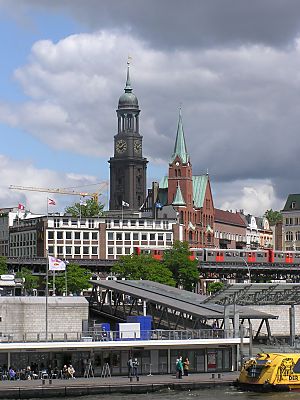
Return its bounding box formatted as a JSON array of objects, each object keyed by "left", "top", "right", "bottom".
[
  {"left": 0, "top": 154, "right": 99, "bottom": 213},
  {"left": 214, "top": 179, "right": 283, "bottom": 216}
]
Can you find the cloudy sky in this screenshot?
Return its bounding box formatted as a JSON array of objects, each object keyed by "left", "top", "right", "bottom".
[{"left": 0, "top": 0, "right": 299, "bottom": 215}]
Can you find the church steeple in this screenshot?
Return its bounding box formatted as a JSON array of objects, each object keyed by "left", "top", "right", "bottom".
[
  {"left": 171, "top": 109, "right": 189, "bottom": 164},
  {"left": 109, "top": 63, "right": 148, "bottom": 211}
]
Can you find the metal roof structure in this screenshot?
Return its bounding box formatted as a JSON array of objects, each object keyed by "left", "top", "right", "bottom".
[
  {"left": 205, "top": 283, "right": 300, "bottom": 306},
  {"left": 89, "top": 279, "right": 276, "bottom": 329}
]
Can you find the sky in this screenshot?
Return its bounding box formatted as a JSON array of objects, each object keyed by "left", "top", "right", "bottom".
[{"left": 0, "top": 0, "right": 299, "bottom": 215}]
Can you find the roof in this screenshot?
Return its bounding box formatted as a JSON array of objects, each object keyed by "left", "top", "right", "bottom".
[
  {"left": 172, "top": 184, "right": 186, "bottom": 206},
  {"left": 192, "top": 175, "right": 208, "bottom": 208},
  {"left": 215, "top": 209, "right": 246, "bottom": 227},
  {"left": 282, "top": 194, "right": 300, "bottom": 212},
  {"left": 159, "top": 175, "right": 208, "bottom": 208},
  {"left": 91, "top": 280, "right": 276, "bottom": 320},
  {"left": 170, "top": 110, "right": 189, "bottom": 164},
  {"left": 205, "top": 283, "right": 300, "bottom": 306}
]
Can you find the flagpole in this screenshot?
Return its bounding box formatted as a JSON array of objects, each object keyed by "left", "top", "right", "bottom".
[
  {"left": 46, "top": 251, "right": 49, "bottom": 341},
  {"left": 65, "top": 266, "right": 68, "bottom": 296},
  {"left": 53, "top": 270, "right": 55, "bottom": 296}
]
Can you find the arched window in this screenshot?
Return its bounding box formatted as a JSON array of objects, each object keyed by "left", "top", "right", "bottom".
[
  {"left": 296, "top": 231, "right": 300, "bottom": 241},
  {"left": 286, "top": 231, "right": 293, "bottom": 241},
  {"left": 175, "top": 169, "right": 178, "bottom": 177}
]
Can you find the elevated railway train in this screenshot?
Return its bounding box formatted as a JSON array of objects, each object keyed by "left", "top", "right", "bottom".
[{"left": 134, "top": 247, "right": 300, "bottom": 265}]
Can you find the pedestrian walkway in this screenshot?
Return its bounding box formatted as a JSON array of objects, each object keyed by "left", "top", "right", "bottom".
[{"left": 0, "top": 372, "right": 239, "bottom": 398}]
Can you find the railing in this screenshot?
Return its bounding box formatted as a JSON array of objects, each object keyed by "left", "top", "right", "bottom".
[{"left": 0, "top": 328, "right": 244, "bottom": 344}]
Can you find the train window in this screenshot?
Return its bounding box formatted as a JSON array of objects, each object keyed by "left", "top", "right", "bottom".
[
  {"left": 225, "top": 252, "right": 232, "bottom": 256},
  {"left": 257, "top": 253, "right": 263, "bottom": 257},
  {"left": 295, "top": 254, "right": 300, "bottom": 258},
  {"left": 207, "top": 252, "right": 213, "bottom": 256},
  {"left": 240, "top": 252, "right": 246, "bottom": 257}
]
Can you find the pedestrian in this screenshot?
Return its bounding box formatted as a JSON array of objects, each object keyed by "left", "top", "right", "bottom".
[
  {"left": 133, "top": 358, "right": 139, "bottom": 378},
  {"left": 183, "top": 357, "right": 190, "bottom": 376},
  {"left": 176, "top": 356, "right": 183, "bottom": 379},
  {"left": 67, "top": 364, "right": 75, "bottom": 379},
  {"left": 127, "top": 356, "right": 133, "bottom": 378}
]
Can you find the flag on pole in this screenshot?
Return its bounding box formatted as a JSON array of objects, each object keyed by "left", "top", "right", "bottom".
[
  {"left": 48, "top": 198, "right": 56, "bottom": 206},
  {"left": 18, "top": 203, "right": 25, "bottom": 211},
  {"left": 122, "top": 200, "right": 129, "bottom": 207},
  {"left": 48, "top": 256, "right": 66, "bottom": 271}
]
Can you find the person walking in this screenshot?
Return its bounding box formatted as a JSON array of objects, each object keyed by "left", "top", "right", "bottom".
[
  {"left": 132, "top": 358, "right": 139, "bottom": 379},
  {"left": 127, "top": 356, "right": 133, "bottom": 378},
  {"left": 183, "top": 357, "right": 190, "bottom": 376},
  {"left": 176, "top": 356, "right": 183, "bottom": 379}
]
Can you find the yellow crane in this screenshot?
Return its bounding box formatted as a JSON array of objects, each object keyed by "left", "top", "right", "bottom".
[{"left": 9, "top": 182, "right": 108, "bottom": 203}]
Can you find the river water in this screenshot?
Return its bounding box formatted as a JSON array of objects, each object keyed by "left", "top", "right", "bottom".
[{"left": 19, "top": 387, "right": 300, "bottom": 400}]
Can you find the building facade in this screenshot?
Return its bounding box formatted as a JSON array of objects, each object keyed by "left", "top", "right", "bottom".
[
  {"left": 159, "top": 111, "right": 215, "bottom": 248},
  {"left": 256, "top": 216, "right": 273, "bottom": 249},
  {"left": 214, "top": 209, "right": 247, "bottom": 249},
  {"left": 109, "top": 65, "right": 148, "bottom": 211},
  {"left": 282, "top": 194, "right": 300, "bottom": 251}
]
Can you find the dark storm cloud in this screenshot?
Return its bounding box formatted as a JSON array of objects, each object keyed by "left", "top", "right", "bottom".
[{"left": 3, "top": 0, "right": 300, "bottom": 50}]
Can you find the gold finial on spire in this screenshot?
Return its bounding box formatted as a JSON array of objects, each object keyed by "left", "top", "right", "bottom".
[{"left": 127, "top": 55, "right": 132, "bottom": 66}]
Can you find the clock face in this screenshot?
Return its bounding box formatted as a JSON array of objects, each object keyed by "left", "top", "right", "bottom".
[
  {"left": 134, "top": 140, "right": 142, "bottom": 154},
  {"left": 116, "top": 139, "right": 127, "bottom": 154}
]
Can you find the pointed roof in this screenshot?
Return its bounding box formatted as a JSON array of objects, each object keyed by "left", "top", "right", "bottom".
[
  {"left": 118, "top": 63, "right": 139, "bottom": 109},
  {"left": 125, "top": 62, "right": 132, "bottom": 92},
  {"left": 172, "top": 182, "right": 186, "bottom": 206},
  {"left": 170, "top": 109, "right": 189, "bottom": 164}
]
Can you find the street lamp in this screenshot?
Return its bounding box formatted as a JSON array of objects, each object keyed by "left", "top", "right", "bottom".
[{"left": 239, "top": 256, "right": 251, "bottom": 283}]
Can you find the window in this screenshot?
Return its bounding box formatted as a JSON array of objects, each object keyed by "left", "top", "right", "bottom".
[
  {"left": 141, "top": 233, "right": 147, "bottom": 241},
  {"left": 63, "top": 218, "right": 69, "bottom": 226},
  {"left": 57, "top": 232, "right": 63, "bottom": 240},
  {"left": 108, "top": 232, "right": 114, "bottom": 240},
  {"left": 66, "top": 231, "right": 72, "bottom": 240},
  {"left": 125, "top": 233, "right": 130, "bottom": 241},
  {"left": 107, "top": 247, "right": 114, "bottom": 255},
  {"left": 75, "top": 232, "right": 81, "bottom": 240},
  {"left": 48, "top": 231, "right": 54, "bottom": 240},
  {"left": 125, "top": 247, "right": 131, "bottom": 254},
  {"left": 122, "top": 220, "right": 128, "bottom": 226},
  {"left": 292, "top": 202, "right": 296, "bottom": 209},
  {"left": 133, "top": 233, "right": 139, "bottom": 240},
  {"left": 116, "top": 233, "right": 122, "bottom": 241},
  {"left": 296, "top": 231, "right": 300, "bottom": 241},
  {"left": 92, "top": 247, "right": 98, "bottom": 255},
  {"left": 57, "top": 246, "right": 63, "bottom": 255},
  {"left": 131, "top": 220, "right": 136, "bottom": 226},
  {"left": 166, "top": 233, "right": 172, "bottom": 241},
  {"left": 83, "top": 232, "right": 89, "bottom": 240},
  {"left": 150, "top": 233, "right": 155, "bottom": 241},
  {"left": 114, "top": 220, "right": 120, "bottom": 227},
  {"left": 71, "top": 219, "right": 77, "bottom": 226},
  {"left": 138, "top": 220, "right": 145, "bottom": 227},
  {"left": 48, "top": 246, "right": 54, "bottom": 254},
  {"left": 66, "top": 246, "right": 72, "bottom": 255},
  {"left": 54, "top": 218, "right": 60, "bottom": 228},
  {"left": 74, "top": 246, "right": 81, "bottom": 255},
  {"left": 158, "top": 233, "right": 163, "bottom": 241},
  {"left": 92, "top": 232, "right": 98, "bottom": 240},
  {"left": 116, "top": 247, "right": 122, "bottom": 254},
  {"left": 88, "top": 219, "right": 94, "bottom": 229},
  {"left": 286, "top": 231, "right": 293, "bottom": 241},
  {"left": 83, "top": 246, "right": 89, "bottom": 255}
]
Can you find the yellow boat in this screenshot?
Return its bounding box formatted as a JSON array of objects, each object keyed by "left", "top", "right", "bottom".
[{"left": 237, "top": 352, "right": 300, "bottom": 392}]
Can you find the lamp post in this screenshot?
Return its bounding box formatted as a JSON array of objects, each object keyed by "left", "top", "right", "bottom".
[{"left": 239, "top": 256, "right": 251, "bottom": 283}]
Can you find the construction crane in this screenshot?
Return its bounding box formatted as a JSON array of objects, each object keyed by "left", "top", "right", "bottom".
[{"left": 9, "top": 183, "right": 108, "bottom": 203}]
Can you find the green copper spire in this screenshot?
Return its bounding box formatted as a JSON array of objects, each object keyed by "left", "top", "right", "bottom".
[
  {"left": 172, "top": 182, "right": 186, "bottom": 206},
  {"left": 171, "top": 109, "right": 189, "bottom": 164}
]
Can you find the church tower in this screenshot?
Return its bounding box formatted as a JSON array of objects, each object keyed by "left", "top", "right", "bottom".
[{"left": 109, "top": 64, "right": 148, "bottom": 210}]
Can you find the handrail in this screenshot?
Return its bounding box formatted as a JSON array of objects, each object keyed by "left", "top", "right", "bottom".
[{"left": 0, "top": 328, "right": 246, "bottom": 344}]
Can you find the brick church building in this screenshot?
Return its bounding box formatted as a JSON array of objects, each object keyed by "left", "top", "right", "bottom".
[{"left": 158, "top": 111, "right": 215, "bottom": 247}]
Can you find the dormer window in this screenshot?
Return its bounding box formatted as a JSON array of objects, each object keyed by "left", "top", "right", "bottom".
[{"left": 292, "top": 201, "right": 296, "bottom": 209}]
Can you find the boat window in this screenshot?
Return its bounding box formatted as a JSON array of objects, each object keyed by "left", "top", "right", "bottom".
[
  {"left": 293, "top": 358, "right": 300, "bottom": 373},
  {"left": 246, "top": 365, "right": 265, "bottom": 378}
]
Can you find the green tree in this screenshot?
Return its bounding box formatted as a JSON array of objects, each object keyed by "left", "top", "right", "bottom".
[
  {"left": 16, "top": 267, "right": 39, "bottom": 294},
  {"left": 162, "top": 241, "right": 199, "bottom": 291},
  {"left": 65, "top": 198, "right": 104, "bottom": 217},
  {"left": 207, "top": 281, "right": 224, "bottom": 294},
  {"left": 264, "top": 209, "right": 282, "bottom": 226},
  {"left": 0, "top": 257, "right": 8, "bottom": 275},
  {"left": 54, "top": 263, "right": 92, "bottom": 295},
  {"left": 112, "top": 254, "right": 175, "bottom": 286}
]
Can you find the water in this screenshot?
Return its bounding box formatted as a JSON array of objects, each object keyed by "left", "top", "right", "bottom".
[{"left": 16, "top": 387, "right": 300, "bottom": 400}]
